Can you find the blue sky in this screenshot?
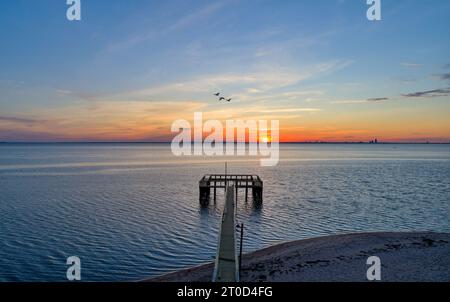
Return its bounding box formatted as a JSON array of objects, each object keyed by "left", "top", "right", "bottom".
[{"left": 0, "top": 0, "right": 449, "bottom": 142}]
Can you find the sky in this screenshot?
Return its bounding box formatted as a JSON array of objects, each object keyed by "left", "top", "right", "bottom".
[{"left": 0, "top": 0, "right": 449, "bottom": 142}]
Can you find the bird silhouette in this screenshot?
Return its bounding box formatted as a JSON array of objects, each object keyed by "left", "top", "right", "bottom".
[
  {"left": 226, "top": 98, "right": 232, "bottom": 102},
  {"left": 214, "top": 92, "right": 220, "bottom": 96},
  {"left": 219, "top": 97, "right": 225, "bottom": 101}
]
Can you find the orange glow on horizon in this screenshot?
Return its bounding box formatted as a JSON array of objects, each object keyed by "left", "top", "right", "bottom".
[{"left": 1, "top": 100, "right": 449, "bottom": 143}]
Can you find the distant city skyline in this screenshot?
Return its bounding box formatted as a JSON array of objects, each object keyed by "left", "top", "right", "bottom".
[{"left": 0, "top": 0, "right": 449, "bottom": 143}]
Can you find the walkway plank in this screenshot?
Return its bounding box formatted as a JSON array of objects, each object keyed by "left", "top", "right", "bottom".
[{"left": 213, "top": 185, "right": 239, "bottom": 282}]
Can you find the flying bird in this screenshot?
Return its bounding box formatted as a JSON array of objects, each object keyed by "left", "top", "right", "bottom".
[{"left": 214, "top": 92, "right": 232, "bottom": 103}]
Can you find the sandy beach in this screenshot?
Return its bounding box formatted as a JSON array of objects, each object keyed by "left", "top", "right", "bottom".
[{"left": 146, "top": 232, "right": 450, "bottom": 282}]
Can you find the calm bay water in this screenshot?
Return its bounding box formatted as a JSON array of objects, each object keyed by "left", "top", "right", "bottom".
[{"left": 0, "top": 143, "right": 449, "bottom": 281}]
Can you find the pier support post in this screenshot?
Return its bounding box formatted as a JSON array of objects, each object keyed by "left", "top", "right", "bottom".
[
  {"left": 199, "top": 179, "right": 211, "bottom": 206},
  {"left": 239, "top": 223, "right": 244, "bottom": 278},
  {"left": 245, "top": 186, "right": 248, "bottom": 203},
  {"left": 252, "top": 180, "right": 263, "bottom": 203}
]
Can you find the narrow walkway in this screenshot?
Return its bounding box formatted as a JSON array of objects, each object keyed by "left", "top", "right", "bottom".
[{"left": 213, "top": 185, "right": 239, "bottom": 282}]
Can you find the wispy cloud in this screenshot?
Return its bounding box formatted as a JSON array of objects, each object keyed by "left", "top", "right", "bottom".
[
  {"left": 253, "top": 108, "right": 322, "bottom": 113},
  {"left": 104, "top": 1, "right": 228, "bottom": 54},
  {"left": 167, "top": 1, "right": 226, "bottom": 32},
  {"left": 331, "top": 100, "right": 368, "bottom": 104},
  {"left": 401, "top": 62, "right": 423, "bottom": 68},
  {"left": 332, "top": 97, "right": 389, "bottom": 104},
  {"left": 367, "top": 97, "right": 389, "bottom": 102},
  {"left": 402, "top": 88, "right": 450, "bottom": 98},
  {"left": 334, "top": 87, "right": 450, "bottom": 104},
  {"left": 98, "top": 60, "right": 352, "bottom": 102},
  {"left": 0, "top": 115, "right": 39, "bottom": 125},
  {"left": 433, "top": 73, "right": 450, "bottom": 81}
]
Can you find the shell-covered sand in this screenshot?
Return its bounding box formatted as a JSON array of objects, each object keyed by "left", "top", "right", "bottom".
[{"left": 146, "top": 232, "right": 450, "bottom": 282}]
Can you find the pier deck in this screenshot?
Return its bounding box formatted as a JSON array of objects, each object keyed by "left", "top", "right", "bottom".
[{"left": 199, "top": 174, "right": 263, "bottom": 205}]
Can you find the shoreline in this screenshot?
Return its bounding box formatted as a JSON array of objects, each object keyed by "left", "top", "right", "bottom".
[{"left": 145, "top": 232, "right": 450, "bottom": 282}]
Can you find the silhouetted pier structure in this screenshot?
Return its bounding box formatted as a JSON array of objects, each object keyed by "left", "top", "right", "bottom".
[{"left": 199, "top": 174, "right": 263, "bottom": 206}]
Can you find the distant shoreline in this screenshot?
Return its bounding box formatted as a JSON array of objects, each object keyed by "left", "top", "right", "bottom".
[
  {"left": 145, "top": 232, "right": 450, "bottom": 282},
  {"left": 1, "top": 142, "right": 450, "bottom": 145}
]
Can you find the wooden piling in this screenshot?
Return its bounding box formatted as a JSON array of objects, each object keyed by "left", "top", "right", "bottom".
[{"left": 245, "top": 186, "right": 248, "bottom": 203}]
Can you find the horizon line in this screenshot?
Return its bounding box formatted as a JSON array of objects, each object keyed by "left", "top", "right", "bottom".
[{"left": 1, "top": 141, "right": 449, "bottom": 145}]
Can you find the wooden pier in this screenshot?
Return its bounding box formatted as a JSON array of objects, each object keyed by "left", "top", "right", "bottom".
[
  {"left": 199, "top": 174, "right": 263, "bottom": 206},
  {"left": 212, "top": 184, "right": 239, "bottom": 282},
  {"left": 201, "top": 172, "right": 263, "bottom": 282}
]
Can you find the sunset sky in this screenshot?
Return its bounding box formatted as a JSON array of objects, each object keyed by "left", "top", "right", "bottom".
[{"left": 0, "top": 0, "right": 449, "bottom": 142}]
